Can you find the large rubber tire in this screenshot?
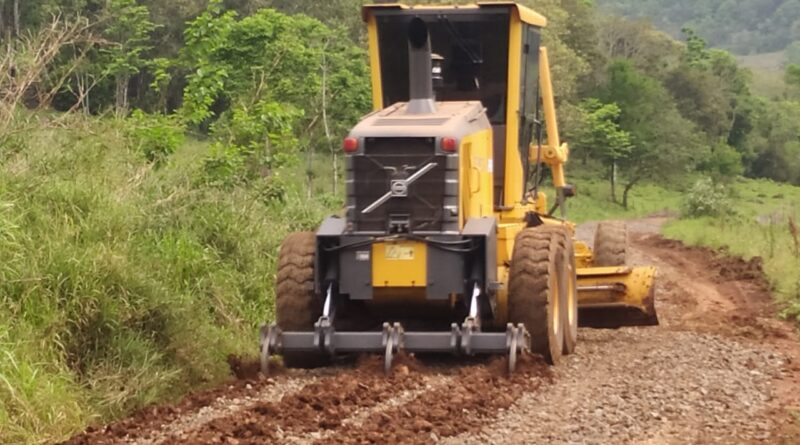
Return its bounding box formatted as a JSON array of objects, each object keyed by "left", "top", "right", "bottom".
[
  {"left": 508, "top": 226, "right": 567, "bottom": 365},
  {"left": 593, "top": 221, "right": 628, "bottom": 267},
  {"left": 561, "top": 233, "right": 579, "bottom": 355},
  {"left": 275, "top": 232, "right": 327, "bottom": 368}
]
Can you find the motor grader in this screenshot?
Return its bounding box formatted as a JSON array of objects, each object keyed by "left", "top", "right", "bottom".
[{"left": 260, "top": 2, "right": 657, "bottom": 374}]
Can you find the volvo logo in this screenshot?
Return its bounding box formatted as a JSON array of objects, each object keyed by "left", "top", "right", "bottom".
[
  {"left": 361, "top": 162, "right": 437, "bottom": 214},
  {"left": 390, "top": 180, "right": 409, "bottom": 197}
]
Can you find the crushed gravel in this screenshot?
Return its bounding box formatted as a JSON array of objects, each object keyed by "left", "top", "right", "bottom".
[{"left": 444, "top": 328, "right": 785, "bottom": 445}]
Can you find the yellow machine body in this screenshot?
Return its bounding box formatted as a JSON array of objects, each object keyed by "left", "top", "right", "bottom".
[{"left": 356, "top": 2, "right": 657, "bottom": 328}]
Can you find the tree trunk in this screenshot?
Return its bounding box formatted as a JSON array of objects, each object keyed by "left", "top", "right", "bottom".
[
  {"left": 610, "top": 161, "right": 617, "bottom": 203},
  {"left": 1, "top": 0, "right": 5, "bottom": 37},
  {"left": 622, "top": 178, "right": 639, "bottom": 210},
  {"left": 115, "top": 75, "right": 129, "bottom": 115},
  {"left": 321, "top": 43, "right": 337, "bottom": 196},
  {"left": 12, "top": 0, "right": 19, "bottom": 37}
]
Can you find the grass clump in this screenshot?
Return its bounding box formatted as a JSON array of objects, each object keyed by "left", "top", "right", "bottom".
[{"left": 0, "top": 113, "right": 337, "bottom": 444}]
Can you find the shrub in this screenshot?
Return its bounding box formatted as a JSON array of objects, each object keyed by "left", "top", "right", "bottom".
[
  {"left": 683, "top": 178, "right": 734, "bottom": 217},
  {"left": 126, "top": 110, "right": 185, "bottom": 163}
]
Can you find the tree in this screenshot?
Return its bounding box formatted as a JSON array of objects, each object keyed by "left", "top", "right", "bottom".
[
  {"left": 595, "top": 16, "right": 682, "bottom": 79},
  {"left": 100, "top": 0, "right": 156, "bottom": 114},
  {"left": 178, "top": 1, "right": 370, "bottom": 186},
  {"left": 574, "top": 99, "right": 633, "bottom": 202},
  {"left": 787, "top": 64, "right": 800, "bottom": 96},
  {"left": 747, "top": 100, "right": 800, "bottom": 184},
  {"left": 598, "top": 60, "right": 701, "bottom": 208}
]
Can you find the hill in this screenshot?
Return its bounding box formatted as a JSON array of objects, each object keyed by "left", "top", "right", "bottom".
[{"left": 597, "top": 0, "right": 800, "bottom": 54}]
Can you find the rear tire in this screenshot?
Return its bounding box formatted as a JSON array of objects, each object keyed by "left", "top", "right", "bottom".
[
  {"left": 593, "top": 221, "right": 627, "bottom": 267},
  {"left": 275, "top": 232, "right": 327, "bottom": 368},
  {"left": 508, "top": 226, "right": 567, "bottom": 365}
]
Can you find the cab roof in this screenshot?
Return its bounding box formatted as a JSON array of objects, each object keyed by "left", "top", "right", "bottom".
[{"left": 362, "top": 2, "right": 548, "bottom": 28}]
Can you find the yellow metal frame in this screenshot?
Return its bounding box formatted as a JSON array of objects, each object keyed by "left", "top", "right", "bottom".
[
  {"left": 366, "top": 14, "right": 384, "bottom": 110},
  {"left": 362, "top": 3, "right": 547, "bottom": 27},
  {"left": 577, "top": 266, "right": 656, "bottom": 312},
  {"left": 360, "top": 2, "right": 657, "bottom": 327},
  {"left": 372, "top": 241, "right": 427, "bottom": 288}
]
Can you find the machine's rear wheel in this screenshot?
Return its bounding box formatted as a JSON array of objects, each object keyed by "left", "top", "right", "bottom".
[
  {"left": 275, "top": 232, "right": 327, "bottom": 368},
  {"left": 593, "top": 221, "right": 627, "bottom": 267},
  {"left": 509, "top": 226, "right": 567, "bottom": 365}
]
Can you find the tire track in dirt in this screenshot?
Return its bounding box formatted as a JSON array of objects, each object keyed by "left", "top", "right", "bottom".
[
  {"left": 317, "top": 355, "right": 551, "bottom": 445},
  {"left": 171, "top": 357, "right": 433, "bottom": 444},
  {"left": 61, "top": 372, "right": 309, "bottom": 445},
  {"left": 292, "top": 374, "right": 453, "bottom": 444}
]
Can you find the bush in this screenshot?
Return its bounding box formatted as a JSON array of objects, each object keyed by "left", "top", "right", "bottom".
[
  {"left": 126, "top": 110, "right": 185, "bottom": 163},
  {"left": 683, "top": 178, "right": 734, "bottom": 217},
  {"left": 699, "top": 143, "right": 744, "bottom": 178}
]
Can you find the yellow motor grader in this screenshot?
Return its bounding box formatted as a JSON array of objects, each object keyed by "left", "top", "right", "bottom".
[{"left": 260, "top": 2, "right": 657, "bottom": 374}]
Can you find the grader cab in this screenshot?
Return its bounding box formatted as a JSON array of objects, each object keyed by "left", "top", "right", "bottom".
[{"left": 260, "top": 2, "right": 657, "bottom": 374}]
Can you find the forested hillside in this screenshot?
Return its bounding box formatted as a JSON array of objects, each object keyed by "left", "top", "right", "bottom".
[
  {"left": 1, "top": 1, "right": 800, "bottom": 443},
  {"left": 598, "top": 0, "right": 800, "bottom": 55}
]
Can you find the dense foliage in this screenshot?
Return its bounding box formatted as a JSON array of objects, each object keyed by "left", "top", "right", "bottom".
[{"left": 598, "top": 0, "right": 800, "bottom": 54}]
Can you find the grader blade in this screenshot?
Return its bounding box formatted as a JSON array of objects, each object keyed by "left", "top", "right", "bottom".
[{"left": 577, "top": 266, "right": 658, "bottom": 328}]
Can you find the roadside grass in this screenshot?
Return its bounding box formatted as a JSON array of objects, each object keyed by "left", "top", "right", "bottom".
[
  {"left": 663, "top": 177, "right": 800, "bottom": 323},
  {"left": 0, "top": 114, "right": 339, "bottom": 444},
  {"left": 546, "top": 162, "right": 683, "bottom": 223}
]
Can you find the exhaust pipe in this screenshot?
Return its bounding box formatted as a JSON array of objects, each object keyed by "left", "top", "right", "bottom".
[{"left": 407, "top": 17, "right": 436, "bottom": 115}]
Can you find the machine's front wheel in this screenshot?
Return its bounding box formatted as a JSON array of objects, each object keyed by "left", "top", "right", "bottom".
[
  {"left": 560, "top": 232, "right": 579, "bottom": 355},
  {"left": 593, "top": 221, "right": 628, "bottom": 267},
  {"left": 508, "top": 226, "right": 567, "bottom": 365},
  {"left": 275, "top": 232, "right": 328, "bottom": 368}
]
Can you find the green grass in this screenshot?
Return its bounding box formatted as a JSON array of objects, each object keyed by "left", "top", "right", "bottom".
[
  {"left": 663, "top": 177, "right": 800, "bottom": 322},
  {"left": 0, "top": 114, "right": 339, "bottom": 444},
  {"left": 547, "top": 162, "right": 683, "bottom": 223}
]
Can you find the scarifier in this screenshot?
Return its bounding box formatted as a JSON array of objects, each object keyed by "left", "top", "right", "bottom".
[{"left": 260, "top": 2, "right": 658, "bottom": 374}]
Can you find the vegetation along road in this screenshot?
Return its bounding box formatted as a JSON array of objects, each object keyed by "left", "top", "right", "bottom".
[{"left": 62, "top": 217, "right": 800, "bottom": 445}]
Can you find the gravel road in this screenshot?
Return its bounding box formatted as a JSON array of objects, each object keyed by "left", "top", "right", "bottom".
[{"left": 63, "top": 217, "right": 800, "bottom": 445}]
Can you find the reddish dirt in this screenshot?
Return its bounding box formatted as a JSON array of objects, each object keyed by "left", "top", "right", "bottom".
[
  {"left": 633, "top": 231, "right": 800, "bottom": 444},
  {"left": 174, "top": 356, "right": 428, "bottom": 444},
  {"left": 315, "top": 355, "right": 551, "bottom": 445},
  {"left": 62, "top": 217, "right": 800, "bottom": 445},
  {"left": 634, "top": 233, "right": 786, "bottom": 338},
  {"left": 60, "top": 375, "right": 275, "bottom": 445}
]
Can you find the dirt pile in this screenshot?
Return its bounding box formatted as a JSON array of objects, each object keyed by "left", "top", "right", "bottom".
[{"left": 646, "top": 237, "right": 771, "bottom": 294}]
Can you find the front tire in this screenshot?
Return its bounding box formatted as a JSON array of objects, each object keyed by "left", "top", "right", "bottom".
[
  {"left": 561, "top": 233, "right": 579, "bottom": 355},
  {"left": 593, "top": 221, "right": 628, "bottom": 267},
  {"left": 508, "top": 226, "right": 567, "bottom": 365}
]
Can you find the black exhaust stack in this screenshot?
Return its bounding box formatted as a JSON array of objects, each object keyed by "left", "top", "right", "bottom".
[{"left": 407, "top": 17, "right": 436, "bottom": 115}]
